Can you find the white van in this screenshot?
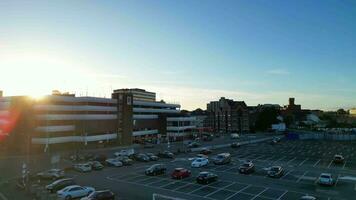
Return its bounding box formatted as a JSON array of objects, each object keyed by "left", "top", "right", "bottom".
[{"left": 230, "top": 133, "right": 239, "bottom": 139}]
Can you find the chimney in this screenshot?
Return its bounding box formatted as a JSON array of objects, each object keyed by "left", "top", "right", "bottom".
[{"left": 289, "top": 98, "right": 295, "bottom": 106}]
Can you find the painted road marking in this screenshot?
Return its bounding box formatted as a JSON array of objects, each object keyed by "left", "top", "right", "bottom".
[
  {"left": 299, "top": 158, "right": 308, "bottom": 166},
  {"left": 205, "top": 181, "right": 236, "bottom": 197},
  {"left": 0, "top": 192, "right": 8, "bottom": 200},
  {"left": 286, "top": 157, "right": 297, "bottom": 165},
  {"left": 251, "top": 187, "right": 269, "bottom": 200},
  {"left": 297, "top": 171, "right": 308, "bottom": 183},
  {"left": 335, "top": 174, "right": 340, "bottom": 187},
  {"left": 277, "top": 190, "right": 288, "bottom": 200},
  {"left": 224, "top": 185, "right": 251, "bottom": 200},
  {"left": 327, "top": 160, "right": 333, "bottom": 169},
  {"left": 342, "top": 161, "right": 347, "bottom": 169},
  {"left": 313, "top": 159, "right": 321, "bottom": 167}
]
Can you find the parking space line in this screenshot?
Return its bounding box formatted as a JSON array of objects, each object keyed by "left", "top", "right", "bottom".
[
  {"left": 0, "top": 192, "right": 8, "bottom": 200},
  {"left": 274, "top": 156, "right": 286, "bottom": 163},
  {"left": 342, "top": 161, "right": 347, "bottom": 169},
  {"left": 297, "top": 171, "right": 308, "bottom": 183},
  {"left": 188, "top": 185, "right": 206, "bottom": 194},
  {"left": 277, "top": 190, "right": 288, "bottom": 200},
  {"left": 282, "top": 170, "right": 293, "bottom": 179},
  {"left": 335, "top": 174, "right": 340, "bottom": 187},
  {"left": 251, "top": 187, "right": 269, "bottom": 200},
  {"left": 327, "top": 160, "right": 333, "bottom": 168},
  {"left": 313, "top": 159, "right": 321, "bottom": 167},
  {"left": 286, "top": 157, "right": 296, "bottom": 165},
  {"left": 204, "top": 182, "right": 236, "bottom": 197},
  {"left": 298, "top": 158, "right": 308, "bottom": 166},
  {"left": 224, "top": 185, "right": 251, "bottom": 200}
]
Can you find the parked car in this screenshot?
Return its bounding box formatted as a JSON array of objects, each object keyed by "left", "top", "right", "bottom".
[
  {"left": 300, "top": 195, "right": 317, "bottom": 200},
  {"left": 145, "top": 164, "right": 166, "bottom": 176},
  {"left": 133, "top": 153, "right": 150, "bottom": 162},
  {"left": 191, "top": 158, "right": 209, "bottom": 168},
  {"left": 171, "top": 168, "right": 191, "bottom": 179},
  {"left": 196, "top": 172, "right": 218, "bottom": 184},
  {"left": 93, "top": 154, "right": 107, "bottom": 164},
  {"left": 188, "top": 142, "right": 201, "bottom": 148},
  {"left": 114, "top": 149, "right": 135, "bottom": 157},
  {"left": 230, "top": 142, "right": 240, "bottom": 148},
  {"left": 73, "top": 163, "right": 92, "bottom": 173},
  {"left": 200, "top": 148, "right": 212, "bottom": 155},
  {"left": 157, "top": 151, "right": 174, "bottom": 158},
  {"left": 88, "top": 161, "right": 104, "bottom": 170},
  {"left": 46, "top": 178, "right": 76, "bottom": 193},
  {"left": 116, "top": 156, "right": 133, "bottom": 166},
  {"left": 146, "top": 153, "right": 159, "bottom": 161},
  {"left": 230, "top": 133, "right": 240, "bottom": 139},
  {"left": 318, "top": 173, "right": 334, "bottom": 186},
  {"left": 267, "top": 166, "right": 284, "bottom": 178},
  {"left": 105, "top": 158, "right": 123, "bottom": 167},
  {"left": 81, "top": 190, "right": 115, "bottom": 200},
  {"left": 212, "top": 153, "right": 230, "bottom": 165},
  {"left": 239, "top": 162, "right": 255, "bottom": 174},
  {"left": 57, "top": 185, "right": 95, "bottom": 200},
  {"left": 333, "top": 154, "right": 344, "bottom": 164},
  {"left": 37, "top": 169, "right": 65, "bottom": 180},
  {"left": 196, "top": 154, "right": 209, "bottom": 159}
]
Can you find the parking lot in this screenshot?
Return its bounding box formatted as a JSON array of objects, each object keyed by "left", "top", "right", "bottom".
[
  {"left": 58, "top": 139, "right": 356, "bottom": 200},
  {"left": 6, "top": 138, "right": 356, "bottom": 200}
]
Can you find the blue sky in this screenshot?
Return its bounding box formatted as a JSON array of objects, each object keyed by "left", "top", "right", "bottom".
[{"left": 0, "top": 0, "right": 355, "bottom": 110}]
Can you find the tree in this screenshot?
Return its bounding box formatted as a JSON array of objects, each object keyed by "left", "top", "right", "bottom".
[{"left": 255, "top": 107, "right": 279, "bottom": 131}]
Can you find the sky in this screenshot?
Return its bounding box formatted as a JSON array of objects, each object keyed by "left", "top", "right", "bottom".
[{"left": 0, "top": 0, "right": 355, "bottom": 111}]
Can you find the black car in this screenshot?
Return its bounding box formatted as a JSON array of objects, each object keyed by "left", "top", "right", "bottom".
[
  {"left": 45, "top": 178, "right": 76, "bottom": 193},
  {"left": 239, "top": 162, "right": 255, "bottom": 174},
  {"left": 268, "top": 166, "right": 284, "bottom": 178},
  {"left": 134, "top": 153, "right": 150, "bottom": 162},
  {"left": 231, "top": 142, "right": 240, "bottom": 148},
  {"left": 84, "top": 190, "right": 115, "bottom": 200},
  {"left": 146, "top": 153, "right": 159, "bottom": 161},
  {"left": 196, "top": 172, "right": 218, "bottom": 184},
  {"left": 200, "top": 148, "right": 212, "bottom": 155},
  {"left": 145, "top": 164, "right": 166, "bottom": 176},
  {"left": 202, "top": 134, "right": 213, "bottom": 141},
  {"left": 157, "top": 151, "right": 174, "bottom": 158},
  {"left": 117, "top": 156, "right": 133, "bottom": 166}
]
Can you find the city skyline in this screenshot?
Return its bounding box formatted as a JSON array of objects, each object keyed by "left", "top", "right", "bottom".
[{"left": 1, "top": 0, "right": 356, "bottom": 110}]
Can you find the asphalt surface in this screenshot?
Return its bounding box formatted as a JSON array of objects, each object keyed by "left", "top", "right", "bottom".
[{"left": 3, "top": 136, "right": 356, "bottom": 200}]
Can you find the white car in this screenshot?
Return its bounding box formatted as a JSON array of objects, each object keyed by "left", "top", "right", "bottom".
[
  {"left": 105, "top": 158, "right": 123, "bottom": 167},
  {"left": 114, "top": 149, "right": 135, "bottom": 157},
  {"left": 230, "top": 133, "right": 239, "bottom": 139},
  {"left": 57, "top": 185, "right": 94, "bottom": 200},
  {"left": 318, "top": 173, "right": 334, "bottom": 186},
  {"left": 36, "top": 169, "right": 65, "bottom": 180},
  {"left": 191, "top": 158, "right": 209, "bottom": 168},
  {"left": 300, "top": 195, "right": 317, "bottom": 200},
  {"left": 73, "top": 163, "right": 92, "bottom": 173}
]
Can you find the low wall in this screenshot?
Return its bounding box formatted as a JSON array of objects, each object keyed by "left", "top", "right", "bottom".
[{"left": 289, "top": 130, "right": 356, "bottom": 141}]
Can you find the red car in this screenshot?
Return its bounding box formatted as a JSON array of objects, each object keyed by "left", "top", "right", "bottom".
[{"left": 171, "top": 168, "right": 191, "bottom": 179}]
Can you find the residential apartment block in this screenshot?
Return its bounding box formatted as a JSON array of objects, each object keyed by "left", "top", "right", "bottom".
[{"left": 207, "top": 97, "right": 249, "bottom": 133}]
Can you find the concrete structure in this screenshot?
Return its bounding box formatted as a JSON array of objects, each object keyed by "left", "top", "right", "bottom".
[
  {"left": 207, "top": 97, "right": 249, "bottom": 134},
  {"left": 0, "top": 89, "right": 197, "bottom": 153}
]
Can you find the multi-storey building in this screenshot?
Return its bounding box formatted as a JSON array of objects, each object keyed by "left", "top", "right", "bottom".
[
  {"left": 207, "top": 97, "right": 249, "bottom": 133},
  {"left": 0, "top": 89, "right": 196, "bottom": 153}
]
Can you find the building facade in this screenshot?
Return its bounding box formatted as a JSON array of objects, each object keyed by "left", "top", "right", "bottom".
[
  {"left": 0, "top": 89, "right": 196, "bottom": 153},
  {"left": 207, "top": 97, "right": 249, "bottom": 133}
]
